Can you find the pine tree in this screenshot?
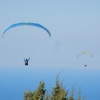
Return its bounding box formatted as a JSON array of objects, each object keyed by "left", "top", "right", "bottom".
[
  {"left": 24, "top": 91, "right": 33, "bottom": 100},
  {"left": 24, "top": 81, "right": 46, "bottom": 100},
  {"left": 23, "top": 71, "right": 85, "bottom": 100},
  {"left": 77, "top": 87, "right": 85, "bottom": 100},
  {"left": 44, "top": 92, "right": 50, "bottom": 100},
  {"left": 32, "top": 81, "right": 46, "bottom": 100},
  {"left": 50, "top": 74, "right": 68, "bottom": 100}
]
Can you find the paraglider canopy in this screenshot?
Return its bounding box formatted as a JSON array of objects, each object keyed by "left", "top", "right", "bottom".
[
  {"left": 2, "top": 22, "right": 51, "bottom": 37},
  {"left": 77, "top": 52, "right": 93, "bottom": 58}
]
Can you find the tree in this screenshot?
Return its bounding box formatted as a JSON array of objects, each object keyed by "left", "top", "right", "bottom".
[{"left": 24, "top": 81, "right": 46, "bottom": 100}]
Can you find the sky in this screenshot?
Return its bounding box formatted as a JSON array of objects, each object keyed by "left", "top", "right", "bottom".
[{"left": 0, "top": 0, "right": 100, "bottom": 100}]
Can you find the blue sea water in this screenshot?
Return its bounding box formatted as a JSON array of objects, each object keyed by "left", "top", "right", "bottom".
[{"left": 0, "top": 66, "right": 100, "bottom": 100}]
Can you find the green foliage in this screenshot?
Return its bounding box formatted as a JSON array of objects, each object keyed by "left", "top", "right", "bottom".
[
  {"left": 77, "top": 87, "right": 85, "bottom": 100},
  {"left": 50, "top": 75, "right": 68, "bottom": 100},
  {"left": 68, "top": 83, "right": 76, "bottom": 100},
  {"left": 24, "top": 72, "right": 85, "bottom": 100},
  {"left": 44, "top": 92, "right": 50, "bottom": 100},
  {"left": 24, "top": 91, "right": 33, "bottom": 100},
  {"left": 24, "top": 81, "right": 46, "bottom": 100}
]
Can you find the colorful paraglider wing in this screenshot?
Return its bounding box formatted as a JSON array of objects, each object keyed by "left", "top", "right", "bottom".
[
  {"left": 77, "top": 52, "right": 93, "bottom": 58},
  {"left": 2, "top": 22, "right": 51, "bottom": 37}
]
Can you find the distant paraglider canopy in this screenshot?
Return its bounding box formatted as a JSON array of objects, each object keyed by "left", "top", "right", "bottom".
[
  {"left": 77, "top": 52, "right": 93, "bottom": 67},
  {"left": 77, "top": 52, "right": 93, "bottom": 58}
]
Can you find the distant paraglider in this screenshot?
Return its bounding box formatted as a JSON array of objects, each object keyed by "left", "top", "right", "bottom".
[
  {"left": 77, "top": 52, "right": 93, "bottom": 67},
  {"left": 2, "top": 22, "right": 51, "bottom": 66}
]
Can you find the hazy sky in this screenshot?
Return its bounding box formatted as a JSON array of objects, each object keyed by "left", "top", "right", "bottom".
[
  {"left": 0, "top": 0, "right": 100, "bottom": 67},
  {"left": 0, "top": 1, "right": 100, "bottom": 100}
]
